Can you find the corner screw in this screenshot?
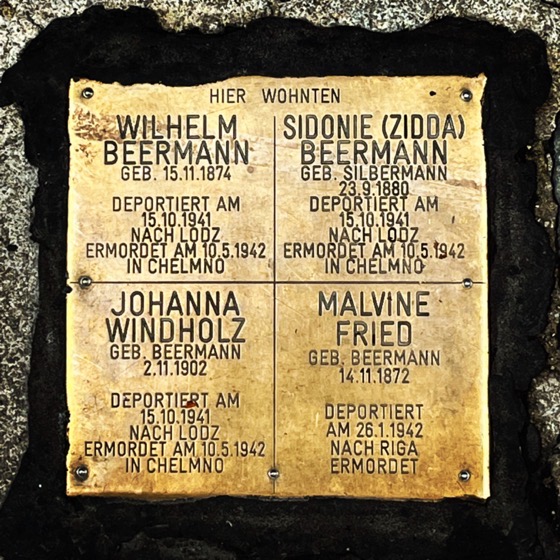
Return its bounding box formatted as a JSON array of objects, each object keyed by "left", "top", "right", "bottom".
[
  {"left": 462, "top": 278, "right": 473, "bottom": 289},
  {"left": 74, "top": 465, "right": 89, "bottom": 482},
  {"left": 82, "top": 87, "right": 94, "bottom": 99},
  {"left": 460, "top": 89, "right": 473, "bottom": 102},
  {"left": 458, "top": 469, "right": 471, "bottom": 482},
  {"left": 268, "top": 468, "right": 280, "bottom": 481},
  {"left": 78, "top": 276, "right": 93, "bottom": 289}
]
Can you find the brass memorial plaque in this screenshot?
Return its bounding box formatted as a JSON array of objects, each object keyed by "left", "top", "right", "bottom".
[{"left": 67, "top": 76, "right": 489, "bottom": 499}]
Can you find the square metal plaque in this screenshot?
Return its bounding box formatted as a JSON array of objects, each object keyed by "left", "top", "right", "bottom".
[{"left": 67, "top": 76, "right": 489, "bottom": 499}]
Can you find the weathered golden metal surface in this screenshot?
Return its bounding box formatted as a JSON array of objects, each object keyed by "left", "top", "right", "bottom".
[{"left": 67, "top": 76, "right": 489, "bottom": 499}]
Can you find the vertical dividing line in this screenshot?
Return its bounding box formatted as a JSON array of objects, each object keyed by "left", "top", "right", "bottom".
[{"left": 272, "top": 117, "right": 278, "bottom": 493}]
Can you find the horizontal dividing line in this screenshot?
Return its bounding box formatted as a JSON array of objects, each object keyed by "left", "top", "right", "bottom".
[
  {"left": 277, "top": 280, "right": 485, "bottom": 285},
  {"left": 71, "top": 280, "right": 268, "bottom": 285},
  {"left": 70, "top": 280, "right": 486, "bottom": 286}
]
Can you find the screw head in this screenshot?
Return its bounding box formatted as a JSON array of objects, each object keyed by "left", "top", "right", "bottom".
[
  {"left": 267, "top": 468, "right": 280, "bottom": 481},
  {"left": 74, "top": 465, "right": 89, "bottom": 482},
  {"left": 82, "top": 87, "right": 94, "bottom": 99},
  {"left": 458, "top": 469, "right": 471, "bottom": 482},
  {"left": 460, "top": 89, "right": 473, "bottom": 102},
  {"left": 78, "top": 276, "right": 93, "bottom": 289},
  {"left": 462, "top": 278, "right": 473, "bottom": 289}
]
